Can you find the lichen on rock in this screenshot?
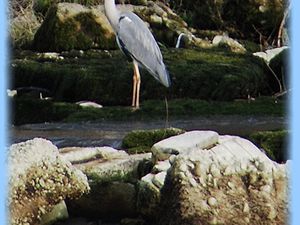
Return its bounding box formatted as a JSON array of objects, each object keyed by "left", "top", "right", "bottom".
[{"left": 8, "top": 138, "right": 90, "bottom": 225}]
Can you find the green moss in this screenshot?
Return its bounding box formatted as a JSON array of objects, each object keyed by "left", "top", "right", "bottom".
[
  {"left": 87, "top": 170, "right": 137, "bottom": 185},
  {"left": 122, "top": 128, "right": 185, "bottom": 151},
  {"left": 13, "top": 47, "right": 273, "bottom": 104},
  {"left": 249, "top": 130, "right": 289, "bottom": 163},
  {"left": 127, "top": 146, "right": 152, "bottom": 155}
]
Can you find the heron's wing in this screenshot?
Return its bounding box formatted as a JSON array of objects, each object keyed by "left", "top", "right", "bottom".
[{"left": 117, "top": 12, "right": 170, "bottom": 87}]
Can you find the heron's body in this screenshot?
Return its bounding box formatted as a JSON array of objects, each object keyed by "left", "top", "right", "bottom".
[{"left": 104, "top": 0, "right": 170, "bottom": 108}]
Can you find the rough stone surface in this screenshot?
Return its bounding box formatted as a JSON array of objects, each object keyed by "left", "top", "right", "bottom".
[
  {"left": 156, "top": 133, "right": 289, "bottom": 225},
  {"left": 8, "top": 138, "right": 90, "bottom": 225}
]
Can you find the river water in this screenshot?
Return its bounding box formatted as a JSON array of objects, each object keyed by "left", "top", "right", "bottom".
[{"left": 10, "top": 115, "right": 288, "bottom": 148}]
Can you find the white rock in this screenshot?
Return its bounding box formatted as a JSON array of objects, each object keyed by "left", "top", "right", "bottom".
[
  {"left": 141, "top": 173, "right": 155, "bottom": 184},
  {"left": 189, "top": 177, "right": 198, "bottom": 187},
  {"left": 152, "top": 171, "right": 167, "bottom": 189},
  {"left": 253, "top": 46, "right": 288, "bottom": 64},
  {"left": 243, "top": 202, "right": 250, "bottom": 213},
  {"left": 76, "top": 101, "right": 103, "bottom": 109},
  {"left": 207, "top": 197, "right": 217, "bottom": 206},
  {"left": 212, "top": 35, "right": 246, "bottom": 53},
  {"left": 152, "top": 131, "right": 219, "bottom": 161},
  {"left": 60, "top": 146, "right": 128, "bottom": 164},
  {"left": 152, "top": 160, "right": 171, "bottom": 173},
  {"left": 7, "top": 89, "right": 17, "bottom": 98}
]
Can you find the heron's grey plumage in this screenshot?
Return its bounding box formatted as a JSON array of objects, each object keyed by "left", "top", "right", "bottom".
[
  {"left": 116, "top": 12, "right": 171, "bottom": 87},
  {"left": 104, "top": 0, "right": 170, "bottom": 108}
]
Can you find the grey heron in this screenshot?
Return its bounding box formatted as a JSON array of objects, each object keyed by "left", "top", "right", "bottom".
[{"left": 104, "top": 0, "right": 171, "bottom": 109}]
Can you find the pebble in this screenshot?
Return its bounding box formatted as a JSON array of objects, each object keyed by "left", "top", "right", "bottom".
[
  {"left": 189, "top": 178, "right": 198, "bottom": 187},
  {"left": 209, "top": 216, "right": 218, "bottom": 225},
  {"left": 260, "top": 184, "right": 272, "bottom": 193},
  {"left": 258, "top": 162, "right": 266, "bottom": 171},
  {"left": 208, "top": 197, "right": 217, "bottom": 206},
  {"left": 243, "top": 202, "right": 250, "bottom": 213},
  {"left": 179, "top": 163, "right": 188, "bottom": 172},
  {"left": 199, "top": 177, "right": 206, "bottom": 187},
  {"left": 207, "top": 174, "right": 213, "bottom": 183},
  {"left": 153, "top": 171, "right": 167, "bottom": 189},
  {"left": 227, "top": 181, "right": 235, "bottom": 189},
  {"left": 267, "top": 206, "right": 277, "bottom": 220},
  {"left": 210, "top": 163, "right": 221, "bottom": 177},
  {"left": 194, "top": 161, "right": 202, "bottom": 177},
  {"left": 223, "top": 166, "right": 233, "bottom": 175}
]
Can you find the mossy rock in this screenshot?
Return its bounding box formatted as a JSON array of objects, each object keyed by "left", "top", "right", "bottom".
[
  {"left": 33, "top": 3, "right": 117, "bottom": 51},
  {"left": 122, "top": 128, "right": 185, "bottom": 153},
  {"left": 249, "top": 130, "right": 289, "bottom": 163}
]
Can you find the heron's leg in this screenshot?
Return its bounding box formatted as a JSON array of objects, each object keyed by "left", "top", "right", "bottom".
[
  {"left": 132, "top": 63, "right": 137, "bottom": 107},
  {"left": 135, "top": 64, "right": 141, "bottom": 109},
  {"left": 132, "top": 61, "right": 141, "bottom": 109}
]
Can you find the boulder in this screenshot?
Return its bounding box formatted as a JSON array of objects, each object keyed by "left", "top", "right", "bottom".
[
  {"left": 60, "top": 146, "right": 152, "bottom": 219},
  {"left": 154, "top": 131, "right": 289, "bottom": 225},
  {"left": 8, "top": 138, "right": 90, "bottom": 225},
  {"left": 33, "top": 3, "right": 116, "bottom": 51}
]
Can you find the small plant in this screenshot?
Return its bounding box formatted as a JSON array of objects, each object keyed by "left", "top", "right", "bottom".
[{"left": 9, "top": 0, "right": 43, "bottom": 48}]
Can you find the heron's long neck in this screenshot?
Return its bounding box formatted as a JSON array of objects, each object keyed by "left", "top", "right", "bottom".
[{"left": 104, "top": 0, "right": 120, "bottom": 32}]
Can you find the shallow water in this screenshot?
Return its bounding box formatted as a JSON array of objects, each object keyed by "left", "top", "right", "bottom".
[{"left": 10, "top": 115, "right": 288, "bottom": 148}]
